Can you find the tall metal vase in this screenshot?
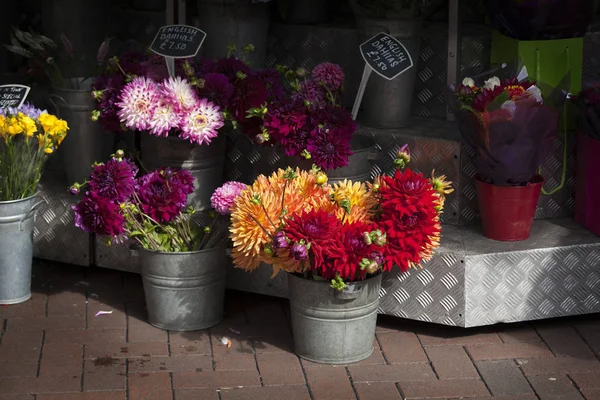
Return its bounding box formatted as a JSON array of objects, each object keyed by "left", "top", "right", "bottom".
[
  {"left": 354, "top": 18, "right": 422, "bottom": 128},
  {"left": 49, "top": 79, "right": 116, "bottom": 184},
  {"left": 0, "top": 195, "right": 46, "bottom": 305},
  {"left": 141, "top": 133, "right": 227, "bottom": 211},
  {"left": 196, "top": 0, "right": 270, "bottom": 68}
]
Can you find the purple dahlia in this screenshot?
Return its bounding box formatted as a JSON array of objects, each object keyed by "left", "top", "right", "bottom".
[
  {"left": 73, "top": 192, "right": 125, "bottom": 236},
  {"left": 88, "top": 157, "right": 139, "bottom": 202}
]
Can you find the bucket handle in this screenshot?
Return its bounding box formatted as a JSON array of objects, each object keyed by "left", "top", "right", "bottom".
[
  {"left": 129, "top": 243, "right": 140, "bottom": 258},
  {"left": 20, "top": 198, "right": 48, "bottom": 231},
  {"left": 334, "top": 282, "right": 364, "bottom": 300},
  {"left": 46, "top": 93, "right": 71, "bottom": 117}
]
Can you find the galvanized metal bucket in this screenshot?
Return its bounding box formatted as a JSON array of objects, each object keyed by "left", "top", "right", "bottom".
[
  {"left": 138, "top": 245, "right": 227, "bottom": 331},
  {"left": 0, "top": 194, "right": 47, "bottom": 305},
  {"left": 196, "top": 0, "right": 270, "bottom": 68},
  {"left": 49, "top": 79, "right": 116, "bottom": 184},
  {"left": 141, "top": 133, "right": 226, "bottom": 211},
  {"left": 355, "top": 18, "right": 422, "bottom": 128},
  {"left": 288, "top": 273, "right": 382, "bottom": 364}
]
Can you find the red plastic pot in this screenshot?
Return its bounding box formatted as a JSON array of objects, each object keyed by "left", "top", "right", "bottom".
[{"left": 476, "top": 175, "right": 544, "bottom": 241}]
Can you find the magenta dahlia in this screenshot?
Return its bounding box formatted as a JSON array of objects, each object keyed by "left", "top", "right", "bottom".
[
  {"left": 196, "top": 73, "right": 234, "bottom": 108},
  {"left": 292, "top": 80, "right": 327, "bottom": 107},
  {"left": 137, "top": 168, "right": 194, "bottom": 223},
  {"left": 306, "top": 127, "right": 353, "bottom": 170},
  {"left": 88, "top": 158, "right": 138, "bottom": 202},
  {"left": 312, "top": 62, "right": 345, "bottom": 91},
  {"left": 73, "top": 192, "right": 125, "bottom": 236}
]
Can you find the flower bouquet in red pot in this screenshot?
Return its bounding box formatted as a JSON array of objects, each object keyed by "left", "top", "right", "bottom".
[
  {"left": 448, "top": 68, "right": 569, "bottom": 241},
  {"left": 571, "top": 85, "right": 600, "bottom": 237}
]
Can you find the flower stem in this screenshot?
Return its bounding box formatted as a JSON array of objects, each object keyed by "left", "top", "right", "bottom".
[{"left": 248, "top": 214, "right": 275, "bottom": 241}]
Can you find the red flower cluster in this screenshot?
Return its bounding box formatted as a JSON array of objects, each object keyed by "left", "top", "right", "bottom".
[
  {"left": 283, "top": 209, "right": 384, "bottom": 281},
  {"left": 471, "top": 79, "right": 535, "bottom": 113},
  {"left": 375, "top": 168, "right": 442, "bottom": 273}
]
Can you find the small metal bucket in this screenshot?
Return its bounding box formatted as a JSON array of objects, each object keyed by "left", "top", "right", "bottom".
[
  {"left": 137, "top": 245, "right": 227, "bottom": 331},
  {"left": 141, "top": 133, "right": 226, "bottom": 211},
  {"left": 288, "top": 273, "right": 382, "bottom": 364},
  {"left": 49, "top": 78, "right": 116, "bottom": 184},
  {"left": 0, "top": 194, "right": 47, "bottom": 304}
]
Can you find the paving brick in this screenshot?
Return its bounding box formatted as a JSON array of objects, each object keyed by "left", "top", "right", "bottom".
[
  {"left": 305, "top": 367, "right": 356, "bottom": 400},
  {"left": 475, "top": 360, "right": 534, "bottom": 396},
  {"left": 172, "top": 370, "right": 261, "bottom": 389},
  {"left": 0, "top": 330, "right": 42, "bottom": 362},
  {"left": 0, "top": 294, "right": 47, "bottom": 317},
  {"left": 214, "top": 351, "right": 257, "bottom": 371},
  {"left": 44, "top": 329, "right": 126, "bottom": 344},
  {"left": 466, "top": 342, "right": 554, "bottom": 360},
  {"left": 129, "top": 355, "right": 213, "bottom": 373},
  {"left": 418, "top": 332, "right": 502, "bottom": 346},
  {"left": 220, "top": 386, "right": 311, "bottom": 400},
  {"left": 0, "top": 361, "right": 38, "bottom": 378},
  {"left": 354, "top": 382, "right": 402, "bottom": 400},
  {"left": 39, "top": 343, "right": 83, "bottom": 377},
  {"left": 0, "top": 375, "right": 81, "bottom": 395},
  {"left": 6, "top": 315, "right": 85, "bottom": 331},
  {"left": 169, "top": 331, "right": 212, "bottom": 355},
  {"left": 127, "top": 316, "right": 167, "bottom": 342},
  {"left": 348, "top": 363, "right": 436, "bottom": 382},
  {"left": 377, "top": 331, "right": 428, "bottom": 363},
  {"left": 398, "top": 379, "right": 490, "bottom": 399},
  {"left": 583, "top": 390, "right": 600, "bottom": 400},
  {"left": 83, "top": 358, "right": 126, "bottom": 391},
  {"left": 575, "top": 322, "right": 600, "bottom": 354},
  {"left": 498, "top": 327, "right": 541, "bottom": 343},
  {"left": 0, "top": 396, "right": 34, "bottom": 400},
  {"left": 37, "top": 393, "right": 126, "bottom": 400},
  {"left": 87, "top": 302, "right": 126, "bottom": 329},
  {"left": 175, "top": 389, "right": 220, "bottom": 400},
  {"left": 570, "top": 372, "right": 600, "bottom": 390},
  {"left": 537, "top": 326, "right": 596, "bottom": 359},
  {"left": 46, "top": 292, "right": 86, "bottom": 316},
  {"left": 252, "top": 335, "right": 295, "bottom": 353},
  {"left": 85, "top": 342, "right": 168, "bottom": 359},
  {"left": 245, "top": 300, "right": 288, "bottom": 326},
  {"left": 526, "top": 374, "right": 584, "bottom": 400},
  {"left": 425, "top": 346, "right": 479, "bottom": 379},
  {"left": 129, "top": 372, "right": 173, "bottom": 400},
  {"left": 519, "top": 357, "right": 600, "bottom": 376},
  {"left": 256, "top": 352, "right": 305, "bottom": 386},
  {"left": 463, "top": 396, "right": 537, "bottom": 400}
]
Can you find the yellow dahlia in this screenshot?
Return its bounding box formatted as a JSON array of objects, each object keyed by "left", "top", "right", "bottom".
[{"left": 332, "top": 179, "right": 377, "bottom": 223}]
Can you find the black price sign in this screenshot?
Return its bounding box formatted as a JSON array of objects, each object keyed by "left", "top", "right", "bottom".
[
  {"left": 150, "top": 25, "right": 206, "bottom": 59},
  {"left": 0, "top": 84, "right": 30, "bottom": 108},
  {"left": 359, "top": 32, "right": 413, "bottom": 80}
]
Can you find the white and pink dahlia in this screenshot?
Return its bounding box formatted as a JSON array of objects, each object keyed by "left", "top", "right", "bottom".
[
  {"left": 117, "top": 77, "right": 160, "bottom": 131},
  {"left": 161, "top": 76, "right": 198, "bottom": 112},
  {"left": 179, "top": 99, "right": 224, "bottom": 145},
  {"left": 148, "top": 99, "right": 180, "bottom": 137}
]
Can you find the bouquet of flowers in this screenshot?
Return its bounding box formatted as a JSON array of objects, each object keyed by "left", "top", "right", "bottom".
[
  {"left": 242, "top": 62, "right": 357, "bottom": 170},
  {"left": 0, "top": 103, "right": 68, "bottom": 201},
  {"left": 91, "top": 48, "right": 168, "bottom": 133},
  {"left": 115, "top": 75, "right": 225, "bottom": 145},
  {"left": 484, "top": 0, "right": 597, "bottom": 40},
  {"left": 448, "top": 70, "right": 568, "bottom": 186},
  {"left": 70, "top": 151, "right": 245, "bottom": 252},
  {"left": 571, "top": 85, "right": 600, "bottom": 140},
  {"left": 228, "top": 147, "right": 452, "bottom": 289}
]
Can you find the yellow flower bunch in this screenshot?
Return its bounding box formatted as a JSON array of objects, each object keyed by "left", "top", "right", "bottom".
[
  {"left": 36, "top": 113, "right": 69, "bottom": 154},
  {"left": 0, "top": 113, "right": 37, "bottom": 138}
]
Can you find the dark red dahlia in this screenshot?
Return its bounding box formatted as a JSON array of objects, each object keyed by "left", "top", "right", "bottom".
[
  {"left": 279, "top": 125, "right": 311, "bottom": 157},
  {"left": 263, "top": 100, "right": 309, "bottom": 143},
  {"left": 229, "top": 74, "right": 269, "bottom": 122},
  {"left": 376, "top": 168, "right": 441, "bottom": 272},
  {"left": 137, "top": 168, "right": 194, "bottom": 223},
  {"left": 306, "top": 127, "right": 353, "bottom": 170},
  {"left": 308, "top": 104, "right": 356, "bottom": 139},
  {"left": 283, "top": 209, "right": 339, "bottom": 270},
  {"left": 213, "top": 57, "right": 252, "bottom": 81},
  {"left": 72, "top": 192, "right": 125, "bottom": 236},
  {"left": 88, "top": 158, "right": 138, "bottom": 202},
  {"left": 196, "top": 73, "right": 234, "bottom": 108},
  {"left": 256, "top": 68, "right": 285, "bottom": 102},
  {"left": 291, "top": 79, "right": 327, "bottom": 107}
]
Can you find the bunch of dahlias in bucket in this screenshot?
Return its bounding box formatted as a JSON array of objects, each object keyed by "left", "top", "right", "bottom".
[
  {"left": 229, "top": 146, "right": 453, "bottom": 289},
  {"left": 0, "top": 104, "right": 68, "bottom": 201}
]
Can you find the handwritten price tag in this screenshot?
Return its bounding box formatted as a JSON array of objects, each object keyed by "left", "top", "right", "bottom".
[
  {"left": 0, "top": 84, "right": 30, "bottom": 108},
  {"left": 150, "top": 25, "right": 206, "bottom": 59}
]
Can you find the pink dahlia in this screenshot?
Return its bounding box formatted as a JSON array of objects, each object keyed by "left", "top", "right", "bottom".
[
  {"left": 312, "top": 62, "right": 345, "bottom": 91},
  {"left": 117, "top": 77, "right": 160, "bottom": 131},
  {"left": 211, "top": 181, "right": 248, "bottom": 215},
  {"left": 148, "top": 99, "right": 180, "bottom": 137},
  {"left": 160, "top": 76, "right": 198, "bottom": 112},
  {"left": 179, "top": 98, "right": 224, "bottom": 145}
]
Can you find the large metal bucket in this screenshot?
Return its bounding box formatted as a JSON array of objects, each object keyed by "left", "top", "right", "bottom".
[
  {"left": 355, "top": 18, "right": 422, "bottom": 128},
  {"left": 0, "top": 194, "right": 46, "bottom": 305},
  {"left": 50, "top": 79, "right": 116, "bottom": 184},
  {"left": 141, "top": 133, "right": 226, "bottom": 211},
  {"left": 139, "top": 246, "right": 227, "bottom": 331},
  {"left": 196, "top": 0, "right": 270, "bottom": 68},
  {"left": 288, "top": 273, "right": 382, "bottom": 364}
]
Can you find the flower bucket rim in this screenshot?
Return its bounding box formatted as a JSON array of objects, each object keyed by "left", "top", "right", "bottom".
[{"left": 0, "top": 193, "right": 39, "bottom": 205}]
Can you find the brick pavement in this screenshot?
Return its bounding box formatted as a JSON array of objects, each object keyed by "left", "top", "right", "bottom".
[{"left": 1, "top": 261, "right": 600, "bottom": 400}]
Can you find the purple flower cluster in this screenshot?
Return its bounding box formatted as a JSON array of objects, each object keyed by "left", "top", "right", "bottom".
[
  {"left": 0, "top": 102, "right": 46, "bottom": 119},
  {"left": 137, "top": 168, "right": 195, "bottom": 223}
]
